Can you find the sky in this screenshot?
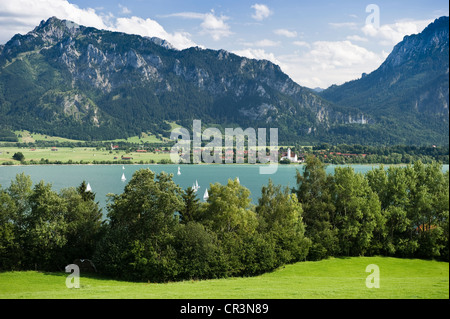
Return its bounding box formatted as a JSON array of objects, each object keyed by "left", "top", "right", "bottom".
[{"left": 0, "top": 0, "right": 448, "bottom": 89}]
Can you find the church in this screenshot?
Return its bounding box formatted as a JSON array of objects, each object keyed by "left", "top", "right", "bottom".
[{"left": 280, "top": 148, "right": 304, "bottom": 163}]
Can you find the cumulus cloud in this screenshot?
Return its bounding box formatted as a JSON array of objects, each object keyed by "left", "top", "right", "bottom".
[
  {"left": 0, "top": 0, "right": 197, "bottom": 49},
  {"left": 161, "top": 10, "right": 232, "bottom": 41},
  {"left": 113, "top": 16, "right": 196, "bottom": 49},
  {"left": 232, "top": 48, "right": 282, "bottom": 66},
  {"left": 362, "top": 19, "right": 433, "bottom": 45},
  {"left": 251, "top": 4, "right": 272, "bottom": 21},
  {"left": 0, "top": 0, "right": 108, "bottom": 43},
  {"left": 278, "top": 40, "right": 384, "bottom": 88},
  {"left": 200, "top": 11, "right": 232, "bottom": 41}
]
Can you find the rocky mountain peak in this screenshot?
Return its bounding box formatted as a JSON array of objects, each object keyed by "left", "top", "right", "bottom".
[{"left": 383, "top": 16, "right": 449, "bottom": 69}]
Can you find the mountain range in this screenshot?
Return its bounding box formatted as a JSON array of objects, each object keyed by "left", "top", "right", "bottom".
[{"left": 0, "top": 16, "right": 448, "bottom": 145}]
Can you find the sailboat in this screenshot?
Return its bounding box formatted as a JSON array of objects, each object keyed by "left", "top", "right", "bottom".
[
  {"left": 236, "top": 177, "right": 240, "bottom": 184},
  {"left": 192, "top": 180, "right": 200, "bottom": 192},
  {"left": 86, "top": 183, "right": 92, "bottom": 192},
  {"left": 121, "top": 173, "right": 126, "bottom": 182},
  {"left": 122, "top": 165, "right": 125, "bottom": 170},
  {"left": 203, "top": 189, "right": 209, "bottom": 201},
  {"left": 177, "top": 166, "right": 181, "bottom": 175}
]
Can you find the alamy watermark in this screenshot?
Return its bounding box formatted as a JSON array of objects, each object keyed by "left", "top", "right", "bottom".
[
  {"left": 170, "top": 120, "right": 279, "bottom": 174},
  {"left": 65, "top": 264, "right": 80, "bottom": 289},
  {"left": 365, "top": 264, "right": 380, "bottom": 288},
  {"left": 366, "top": 4, "right": 380, "bottom": 29}
]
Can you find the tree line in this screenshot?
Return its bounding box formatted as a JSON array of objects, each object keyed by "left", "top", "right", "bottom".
[{"left": 0, "top": 157, "right": 448, "bottom": 282}]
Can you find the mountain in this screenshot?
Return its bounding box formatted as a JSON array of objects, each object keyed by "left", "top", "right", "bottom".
[
  {"left": 0, "top": 16, "right": 448, "bottom": 145},
  {"left": 0, "top": 17, "right": 363, "bottom": 144},
  {"left": 320, "top": 16, "right": 449, "bottom": 145}
]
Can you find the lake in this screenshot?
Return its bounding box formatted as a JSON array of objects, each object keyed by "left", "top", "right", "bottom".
[{"left": 1, "top": 164, "right": 448, "bottom": 213}]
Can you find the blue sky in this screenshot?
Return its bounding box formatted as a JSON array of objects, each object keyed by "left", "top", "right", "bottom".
[{"left": 0, "top": 0, "right": 448, "bottom": 88}]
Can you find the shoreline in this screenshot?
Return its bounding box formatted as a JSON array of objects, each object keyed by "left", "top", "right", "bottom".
[{"left": 1, "top": 162, "right": 448, "bottom": 168}]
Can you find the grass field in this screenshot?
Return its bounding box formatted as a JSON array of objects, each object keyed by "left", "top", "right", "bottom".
[
  {"left": 0, "top": 257, "right": 448, "bottom": 299},
  {"left": 0, "top": 146, "right": 171, "bottom": 164},
  {"left": 1, "top": 130, "right": 172, "bottom": 164}
]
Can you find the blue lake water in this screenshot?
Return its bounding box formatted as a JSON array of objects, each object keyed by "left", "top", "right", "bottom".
[{"left": 0, "top": 164, "right": 448, "bottom": 214}]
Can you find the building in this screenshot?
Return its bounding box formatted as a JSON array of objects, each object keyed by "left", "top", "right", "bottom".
[{"left": 280, "top": 148, "right": 304, "bottom": 163}]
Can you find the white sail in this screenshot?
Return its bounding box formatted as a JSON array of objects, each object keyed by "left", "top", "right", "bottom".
[
  {"left": 177, "top": 166, "right": 181, "bottom": 175},
  {"left": 86, "top": 183, "right": 92, "bottom": 192},
  {"left": 121, "top": 173, "right": 126, "bottom": 182},
  {"left": 122, "top": 165, "right": 125, "bottom": 170},
  {"left": 196, "top": 180, "right": 200, "bottom": 189},
  {"left": 236, "top": 177, "right": 240, "bottom": 183},
  {"left": 203, "top": 189, "right": 209, "bottom": 201},
  {"left": 192, "top": 182, "right": 197, "bottom": 192}
]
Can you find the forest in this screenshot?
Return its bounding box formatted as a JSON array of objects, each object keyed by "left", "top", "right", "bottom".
[{"left": 0, "top": 157, "right": 448, "bottom": 282}]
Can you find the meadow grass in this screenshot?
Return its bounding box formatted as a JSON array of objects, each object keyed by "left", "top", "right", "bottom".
[
  {"left": 0, "top": 257, "right": 448, "bottom": 299},
  {"left": 0, "top": 147, "right": 171, "bottom": 164}
]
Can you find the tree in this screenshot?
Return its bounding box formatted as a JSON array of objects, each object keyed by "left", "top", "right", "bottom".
[
  {"left": 12, "top": 152, "right": 25, "bottom": 162},
  {"left": 0, "top": 187, "right": 18, "bottom": 270},
  {"left": 25, "top": 181, "right": 68, "bottom": 270},
  {"left": 173, "top": 222, "right": 225, "bottom": 280},
  {"left": 59, "top": 183, "right": 103, "bottom": 263},
  {"left": 256, "top": 180, "right": 310, "bottom": 265},
  {"left": 408, "top": 161, "right": 448, "bottom": 259},
  {"left": 180, "top": 187, "right": 201, "bottom": 224},
  {"left": 293, "top": 156, "right": 338, "bottom": 260},
  {"left": 95, "top": 169, "right": 184, "bottom": 282},
  {"left": 201, "top": 178, "right": 258, "bottom": 276},
  {"left": 331, "top": 167, "right": 383, "bottom": 256},
  {"left": 202, "top": 178, "right": 257, "bottom": 236}
]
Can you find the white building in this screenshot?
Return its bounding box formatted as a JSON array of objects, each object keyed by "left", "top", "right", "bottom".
[{"left": 281, "top": 148, "right": 303, "bottom": 163}]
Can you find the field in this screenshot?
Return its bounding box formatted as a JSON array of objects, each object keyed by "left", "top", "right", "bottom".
[
  {"left": 0, "top": 257, "right": 448, "bottom": 299},
  {"left": 0, "top": 146, "right": 171, "bottom": 164}
]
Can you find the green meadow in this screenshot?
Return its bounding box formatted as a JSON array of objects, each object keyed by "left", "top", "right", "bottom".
[
  {"left": 1, "top": 257, "right": 448, "bottom": 299},
  {"left": 0, "top": 147, "right": 171, "bottom": 165}
]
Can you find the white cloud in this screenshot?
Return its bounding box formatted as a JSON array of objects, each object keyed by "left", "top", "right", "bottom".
[
  {"left": 346, "top": 35, "right": 368, "bottom": 42},
  {"left": 245, "top": 39, "right": 280, "bottom": 47},
  {"left": 161, "top": 10, "right": 232, "bottom": 41},
  {"left": 228, "top": 38, "right": 384, "bottom": 89},
  {"left": 113, "top": 16, "right": 196, "bottom": 49},
  {"left": 232, "top": 48, "right": 282, "bottom": 66},
  {"left": 362, "top": 19, "right": 433, "bottom": 45},
  {"left": 251, "top": 4, "right": 272, "bottom": 21},
  {"left": 0, "top": 0, "right": 197, "bottom": 49},
  {"left": 0, "top": 0, "right": 108, "bottom": 43},
  {"left": 118, "top": 4, "right": 131, "bottom": 15},
  {"left": 274, "top": 29, "right": 297, "bottom": 38},
  {"left": 200, "top": 11, "right": 232, "bottom": 41},
  {"left": 278, "top": 40, "right": 384, "bottom": 88}
]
